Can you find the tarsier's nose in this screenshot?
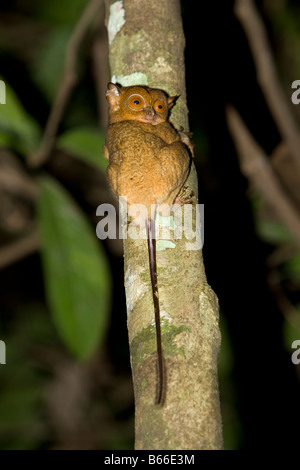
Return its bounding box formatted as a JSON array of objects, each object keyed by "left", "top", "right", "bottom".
[{"left": 145, "top": 107, "right": 155, "bottom": 116}]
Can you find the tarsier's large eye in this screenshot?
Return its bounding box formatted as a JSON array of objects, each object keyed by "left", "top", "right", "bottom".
[
  {"left": 154, "top": 100, "right": 166, "bottom": 114},
  {"left": 128, "top": 94, "right": 145, "bottom": 110}
]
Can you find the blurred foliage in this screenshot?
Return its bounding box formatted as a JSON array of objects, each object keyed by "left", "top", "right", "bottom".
[
  {"left": 38, "top": 176, "right": 111, "bottom": 359},
  {"left": 33, "top": 0, "right": 88, "bottom": 25},
  {"left": 0, "top": 303, "right": 56, "bottom": 449},
  {"left": 255, "top": 217, "right": 293, "bottom": 246},
  {"left": 264, "top": 0, "right": 300, "bottom": 79},
  {"left": 31, "top": 28, "right": 72, "bottom": 102},
  {"left": 253, "top": 196, "right": 300, "bottom": 353},
  {"left": 0, "top": 0, "right": 124, "bottom": 449},
  {"left": 0, "top": 76, "right": 40, "bottom": 153},
  {"left": 0, "top": 0, "right": 111, "bottom": 363},
  {"left": 57, "top": 127, "right": 108, "bottom": 171}
]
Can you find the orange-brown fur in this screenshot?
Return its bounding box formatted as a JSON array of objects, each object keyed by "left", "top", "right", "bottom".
[{"left": 104, "top": 83, "right": 191, "bottom": 214}]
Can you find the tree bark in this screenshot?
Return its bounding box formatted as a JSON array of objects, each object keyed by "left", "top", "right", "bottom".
[{"left": 105, "top": 0, "right": 223, "bottom": 450}]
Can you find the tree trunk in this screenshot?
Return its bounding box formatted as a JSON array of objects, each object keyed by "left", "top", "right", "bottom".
[{"left": 105, "top": 0, "right": 223, "bottom": 450}]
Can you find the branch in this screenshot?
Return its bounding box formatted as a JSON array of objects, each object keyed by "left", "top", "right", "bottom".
[
  {"left": 106, "top": 0, "right": 222, "bottom": 450},
  {"left": 0, "top": 150, "right": 37, "bottom": 237},
  {"left": 267, "top": 269, "right": 300, "bottom": 335},
  {"left": 226, "top": 105, "right": 300, "bottom": 247},
  {"left": 0, "top": 149, "right": 37, "bottom": 199},
  {"left": 0, "top": 228, "right": 39, "bottom": 270},
  {"left": 28, "top": 0, "right": 103, "bottom": 168},
  {"left": 234, "top": 0, "right": 300, "bottom": 172}
]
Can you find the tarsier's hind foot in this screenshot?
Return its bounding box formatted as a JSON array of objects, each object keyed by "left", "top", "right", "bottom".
[{"left": 174, "top": 185, "right": 194, "bottom": 206}]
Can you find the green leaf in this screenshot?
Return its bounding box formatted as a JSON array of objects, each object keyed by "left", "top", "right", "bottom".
[
  {"left": 255, "top": 219, "right": 292, "bottom": 245},
  {"left": 30, "top": 27, "right": 71, "bottom": 101},
  {"left": 37, "top": 176, "right": 111, "bottom": 359},
  {"left": 284, "top": 252, "right": 300, "bottom": 282},
  {"left": 28, "top": 0, "right": 89, "bottom": 100},
  {"left": 0, "top": 131, "right": 12, "bottom": 148},
  {"left": 34, "top": 0, "right": 88, "bottom": 26},
  {"left": 0, "top": 77, "right": 40, "bottom": 154},
  {"left": 57, "top": 127, "right": 108, "bottom": 171},
  {"left": 283, "top": 312, "right": 300, "bottom": 352}
]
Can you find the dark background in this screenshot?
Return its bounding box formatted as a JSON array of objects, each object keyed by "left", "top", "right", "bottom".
[{"left": 185, "top": 0, "right": 300, "bottom": 448}]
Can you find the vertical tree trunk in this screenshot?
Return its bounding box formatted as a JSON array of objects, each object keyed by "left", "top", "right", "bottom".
[{"left": 105, "top": 0, "right": 223, "bottom": 450}]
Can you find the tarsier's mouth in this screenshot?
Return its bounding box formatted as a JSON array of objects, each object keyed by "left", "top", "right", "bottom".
[{"left": 139, "top": 115, "right": 160, "bottom": 124}]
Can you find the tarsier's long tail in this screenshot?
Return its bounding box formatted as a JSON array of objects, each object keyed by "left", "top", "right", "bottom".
[{"left": 146, "top": 218, "right": 165, "bottom": 406}]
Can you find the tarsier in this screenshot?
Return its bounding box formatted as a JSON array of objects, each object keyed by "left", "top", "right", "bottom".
[{"left": 104, "top": 82, "right": 193, "bottom": 405}]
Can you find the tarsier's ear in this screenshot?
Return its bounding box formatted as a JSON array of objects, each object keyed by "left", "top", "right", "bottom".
[
  {"left": 167, "top": 95, "right": 179, "bottom": 109},
  {"left": 106, "top": 82, "right": 121, "bottom": 110}
]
